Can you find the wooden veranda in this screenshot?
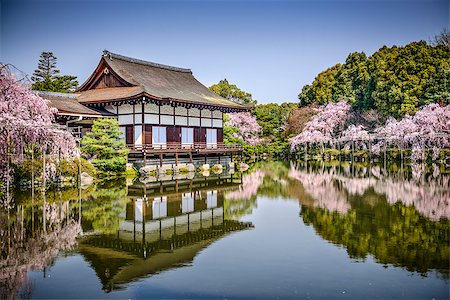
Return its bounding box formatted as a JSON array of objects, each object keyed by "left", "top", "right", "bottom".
[{"left": 127, "top": 143, "right": 244, "bottom": 165}]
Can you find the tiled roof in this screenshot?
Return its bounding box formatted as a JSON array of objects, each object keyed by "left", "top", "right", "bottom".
[
  {"left": 78, "top": 51, "right": 248, "bottom": 110},
  {"left": 34, "top": 91, "right": 112, "bottom": 116}
]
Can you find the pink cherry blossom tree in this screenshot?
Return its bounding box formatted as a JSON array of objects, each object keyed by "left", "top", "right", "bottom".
[
  {"left": 289, "top": 101, "right": 351, "bottom": 151},
  {"left": 372, "top": 104, "right": 449, "bottom": 160},
  {"left": 226, "top": 112, "right": 262, "bottom": 145},
  {"left": 0, "top": 65, "right": 77, "bottom": 196}
]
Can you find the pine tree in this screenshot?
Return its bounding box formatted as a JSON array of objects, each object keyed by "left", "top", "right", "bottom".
[
  {"left": 81, "top": 118, "right": 129, "bottom": 173},
  {"left": 31, "top": 51, "right": 78, "bottom": 92}
]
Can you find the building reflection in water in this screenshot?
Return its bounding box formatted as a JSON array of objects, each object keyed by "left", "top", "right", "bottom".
[
  {"left": 78, "top": 173, "right": 253, "bottom": 292},
  {"left": 0, "top": 172, "right": 253, "bottom": 296}
]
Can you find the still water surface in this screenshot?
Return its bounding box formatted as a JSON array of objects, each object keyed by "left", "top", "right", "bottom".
[{"left": 1, "top": 161, "right": 449, "bottom": 299}]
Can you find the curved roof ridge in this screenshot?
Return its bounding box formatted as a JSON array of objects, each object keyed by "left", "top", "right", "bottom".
[{"left": 103, "top": 50, "right": 192, "bottom": 74}]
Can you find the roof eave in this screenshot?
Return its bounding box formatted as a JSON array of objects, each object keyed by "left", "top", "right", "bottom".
[{"left": 80, "top": 91, "right": 248, "bottom": 111}]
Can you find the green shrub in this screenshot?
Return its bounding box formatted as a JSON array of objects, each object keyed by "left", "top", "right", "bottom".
[{"left": 81, "top": 118, "right": 129, "bottom": 173}]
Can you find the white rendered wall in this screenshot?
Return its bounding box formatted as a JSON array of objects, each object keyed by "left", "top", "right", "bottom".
[
  {"left": 175, "top": 116, "right": 188, "bottom": 126},
  {"left": 160, "top": 115, "right": 174, "bottom": 125},
  {"left": 189, "top": 107, "right": 200, "bottom": 117},
  {"left": 144, "top": 103, "right": 159, "bottom": 114},
  {"left": 118, "top": 104, "right": 133, "bottom": 114},
  {"left": 160, "top": 105, "right": 173, "bottom": 115},
  {"left": 118, "top": 114, "right": 133, "bottom": 125},
  {"left": 201, "top": 118, "right": 212, "bottom": 127},
  {"left": 189, "top": 117, "right": 200, "bottom": 126},
  {"left": 212, "top": 110, "right": 222, "bottom": 119},
  {"left": 201, "top": 109, "right": 212, "bottom": 118},
  {"left": 175, "top": 106, "right": 188, "bottom": 116},
  {"left": 212, "top": 119, "right": 223, "bottom": 128},
  {"left": 145, "top": 114, "right": 159, "bottom": 124}
]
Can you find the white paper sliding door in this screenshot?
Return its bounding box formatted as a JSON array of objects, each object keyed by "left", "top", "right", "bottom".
[
  {"left": 152, "top": 126, "right": 166, "bottom": 148},
  {"left": 206, "top": 129, "right": 217, "bottom": 148}
]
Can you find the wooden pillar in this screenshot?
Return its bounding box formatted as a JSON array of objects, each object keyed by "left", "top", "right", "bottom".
[
  {"left": 132, "top": 102, "right": 136, "bottom": 147},
  {"left": 189, "top": 151, "right": 193, "bottom": 163},
  {"left": 175, "top": 152, "right": 179, "bottom": 166},
  {"left": 142, "top": 101, "right": 145, "bottom": 146},
  {"left": 159, "top": 153, "right": 163, "bottom": 167}
]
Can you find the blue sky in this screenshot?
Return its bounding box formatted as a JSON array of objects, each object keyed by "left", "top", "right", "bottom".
[{"left": 1, "top": 0, "right": 448, "bottom": 104}]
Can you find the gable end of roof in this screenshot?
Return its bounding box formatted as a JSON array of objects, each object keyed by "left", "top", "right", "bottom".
[{"left": 103, "top": 50, "right": 192, "bottom": 74}]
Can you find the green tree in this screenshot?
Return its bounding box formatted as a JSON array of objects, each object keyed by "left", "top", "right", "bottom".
[
  {"left": 297, "top": 41, "right": 450, "bottom": 117},
  {"left": 209, "top": 79, "right": 256, "bottom": 105},
  {"left": 32, "top": 51, "right": 78, "bottom": 92},
  {"left": 81, "top": 118, "right": 129, "bottom": 173},
  {"left": 252, "top": 102, "right": 297, "bottom": 156}
]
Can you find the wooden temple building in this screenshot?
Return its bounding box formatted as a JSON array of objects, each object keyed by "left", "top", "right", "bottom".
[{"left": 39, "top": 50, "right": 248, "bottom": 165}]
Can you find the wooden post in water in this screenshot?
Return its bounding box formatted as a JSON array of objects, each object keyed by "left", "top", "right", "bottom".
[
  {"left": 143, "top": 149, "right": 147, "bottom": 166},
  {"left": 337, "top": 140, "right": 341, "bottom": 162},
  {"left": 321, "top": 142, "right": 324, "bottom": 160},
  {"left": 400, "top": 140, "right": 404, "bottom": 163},
  {"left": 351, "top": 140, "right": 355, "bottom": 162},
  {"left": 304, "top": 143, "right": 308, "bottom": 161}
]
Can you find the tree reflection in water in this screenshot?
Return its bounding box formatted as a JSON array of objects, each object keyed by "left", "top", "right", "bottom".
[
  {"left": 0, "top": 201, "right": 81, "bottom": 298},
  {"left": 224, "top": 160, "right": 449, "bottom": 278},
  {"left": 288, "top": 161, "right": 449, "bottom": 278},
  {"left": 1, "top": 161, "right": 448, "bottom": 298}
]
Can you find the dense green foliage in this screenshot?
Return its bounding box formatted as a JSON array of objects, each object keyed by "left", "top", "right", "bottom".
[
  {"left": 81, "top": 118, "right": 129, "bottom": 174},
  {"left": 32, "top": 51, "right": 78, "bottom": 92},
  {"left": 298, "top": 41, "right": 450, "bottom": 117},
  {"left": 301, "top": 194, "right": 449, "bottom": 276},
  {"left": 82, "top": 180, "right": 128, "bottom": 234},
  {"left": 252, "top": 103, "right": 297, "bottom": 156},
  {"left": 14, "top": 157, "right": 96, "bottom": 183},
  {"left": 209, "top": 79, "right": 256, "bottom": 105}
]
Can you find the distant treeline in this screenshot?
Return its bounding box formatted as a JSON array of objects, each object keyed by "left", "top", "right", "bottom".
[{"left": 298, "top": 41, "right": 450, "bottom": 118}]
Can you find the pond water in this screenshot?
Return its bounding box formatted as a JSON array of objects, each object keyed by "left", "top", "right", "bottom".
[{"left": 1, "top": 161, "right": 449, "bottom": 299}]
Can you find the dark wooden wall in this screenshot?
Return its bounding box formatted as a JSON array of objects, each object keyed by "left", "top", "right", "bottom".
[
  {"left": 144, "top": 125, "right": 152, "bottom": 144},
  {"left": 217, "top": 128, "right": 223, "bottom": 143},
  {"left": 92, "top": 72, "right": 127, "bottom": 89},
  {"left": 125, "top": 125, "right": 134, "bottom": 145}
]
